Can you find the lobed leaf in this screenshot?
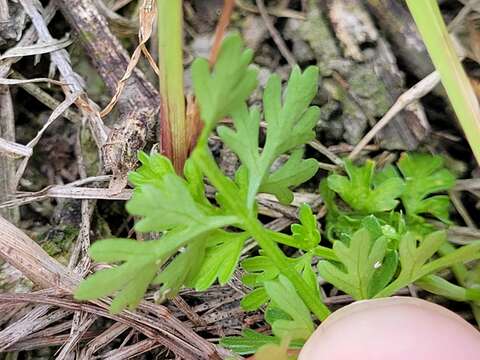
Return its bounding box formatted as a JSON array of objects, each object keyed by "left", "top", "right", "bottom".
[
  {"left": 193, "top": 232, "right": 248, "bottom": 290},
  {"left": 219, "top": 66, "right": 321, "bottom": 207},
  {"left": 327, "top": 159, "right": 404, "bottom": 213},
  {"left": 290, "top": 203, "right": 321, "bottom": 250},
  {"left": 192, "top": 33, "right": 258, "bottom": 130},
  {"left": 398, "top": 153, "right": 455, "bottom": 223},
  {"left": 318, "top": 226, "right": 391, "bottom": 300},
  {"left": 264, "top": 276, "right": 314, "bottom": 340}
]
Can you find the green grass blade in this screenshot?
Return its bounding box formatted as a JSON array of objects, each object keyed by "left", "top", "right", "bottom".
[
  {"left": 157, "top": 0, "right": 188, "bottom": 173},
  {"left": 406, "top": 0, "right": 480, "bottom": 163}
]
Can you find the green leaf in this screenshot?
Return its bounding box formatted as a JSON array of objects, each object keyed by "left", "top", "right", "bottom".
[
  {"left": 127, "top": 174, "right": 205, "bottom": 232},
  {"left": 374, "top": 230, "right": 447, "bottom": 297},
  {"left": 259, "top": 150, "right": 319, "bottom": 204},
  {"left": 318, "top": 227, "right": 391, "bottom": 300},
  {"left": 367, "top": 250, "right": 398, "bottom": 297},
  {"left": 127, "top": 153, "right": 238, "bottom": 233},
  {"left": 76, "top": 217, "right": 237, "bottom": 313},
  {"left": 264, "top": 276, "right": 314, "bottom": 340},
  {"left": 183, "top": 158, "right": 212, "bottom": 211},
  {"left": 221, "top": 330, "right": 281, "bottom": 355},
  {"left": 399, "top": 231, "right": 447, "bottom": 281},
  {"left": 419, "top": 240, "right": 480, "bottom": 277},
  {"left": 128, "top": 151, "right": 175, "bottom": 187},
  {"left": 194, "top": 232, "right": 248, "bottom": 290},
  {"left": 110, "top": 260, "right": 158, "bottom": 313},
  {"left": 242, "top": 255, "right": 280, "bottom": 286},
  {"left": 219, "top": 66, "right": 321, "bottom": 207},
  {"left": 192, "top": 33, "right": 258, "bottom": 130},
  {"left": 88, "top": 238, "right": 157, "bottom": 263},
  {"left": 327, "top": 159, "right": 404, "bottom": 213},
  {"left": 241, "top": 254, "right": 319, "bottom": 312},
  {"left": 241, "top": 287, "right": 269, "bottom": 311},
  {"left": 221, "top": 330, "right": 304, "bottom": 356},
  {"left": 290, "top": 204, "right": 321, "bottom": 250},
  {"left": 398, "top": 153, "right": 455, "bottom": 223},
  {"left": 74, "top": 255, "right": 158, "bottom": 314},
  {"left": 153, "top": 237, "right": 207, "bottom": 299}
]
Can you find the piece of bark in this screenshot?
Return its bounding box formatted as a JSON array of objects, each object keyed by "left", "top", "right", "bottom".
[
  {"left": 53, "top": 0, "right": 160, "bottom": 188},
  {"left": 288, "top": 0, "right": 429, "bottom": 150},
  {"left": 365, "top": 0, "right": 434, "bottom": 79}
]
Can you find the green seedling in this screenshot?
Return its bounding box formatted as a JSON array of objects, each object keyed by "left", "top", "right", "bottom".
[{"left": 74, "top": 34, "right": 480, "bottom": 356}]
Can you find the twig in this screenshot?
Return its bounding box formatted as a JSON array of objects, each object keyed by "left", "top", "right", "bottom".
[
  {"left": 209, "top": 0, "right": 236, "bottom": 66},
  {"left": 349, "top": 71, "right": 441, "bottom": 160},
  {"left": 236, "top": 0, "right": 305, "bottom": 20},
  {"left": 455, "top": 179, "right": 480, "bottom": 191},
  {"left": 256, "top": 0, "right": 297, "bottom": 66},
  {"left": 309, "top": 139, "right": 343, "bottom": 165},
  {"left": 449, "top": 190, "right": 477, "bottom": 229}
]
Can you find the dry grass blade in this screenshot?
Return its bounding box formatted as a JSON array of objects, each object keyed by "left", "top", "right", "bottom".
[
  {"left": 100, "top": 0, "right": 159, "bottom": 117},
  {"left": 0, "top": 308, "right": 71, "bottom": 351},
  {"left": 81, "top": 323, "right": 130, "bottom": 358},
  {"left": 0, "top": 186, "right": 131, "bottom": 209},
  {"left": 19, "top": 0, "right": 109, "bottom": 150},
  {"left": 0, "top": 137, "right": 32, "bottom": 157},
  {"left": 9, "top": 70, "right": 82, "bottom": 123},
  {"left": 14, "top": 91, "right": 82, "bottom": 187},
  {"left": 5, "top": 330, "right": 100, "bottom": 352},
  {"left": 55, "top": 314, "right": 96, "bottom": 360},
  {"left": 0, "top": 77, "right": 67, "bottom": 86},
  {"left": 0, "top": 36, "right": 72, "bottom": 60},
  {"left": 100, "top": 339, "right": 162, "bottom": 359},
  {"left": 0, "top": 2, "right": 57, "bottom": 78},
  {"left": 0, "top": 216, "right": 81, "bottom": 290},
  {"left": 0, "top": 217, "right": 223, "bottom": 359}
]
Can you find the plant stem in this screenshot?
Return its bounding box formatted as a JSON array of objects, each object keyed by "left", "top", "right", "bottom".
[
  {"left": 157, "top": 0, "right": 188, "bottom": 173},
  {"left": 440, "top": 243, "right": 480, "bottom": 326},
  {"left": 193, "top": 143, "right": 331, "bottom": 321},
  {"left": 406, "top": 0, "right": 480, "bottom": 164},
  {"left": 374, "top": 241, "right": 480, "bottom": 298}
]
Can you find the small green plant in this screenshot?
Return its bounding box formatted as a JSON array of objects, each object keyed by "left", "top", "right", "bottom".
[{"left": 75, "top": 34, "right": 480, "bottom": 356}]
